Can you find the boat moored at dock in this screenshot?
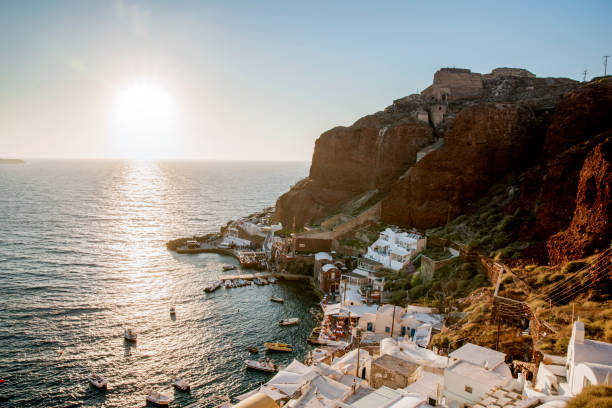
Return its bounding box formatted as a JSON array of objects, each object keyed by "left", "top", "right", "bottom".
[
  {"left": 172, "top": 377, "right": 191, "bottom": 391},
  {"left": 124, "top": 328, "right": 137, "bottom": 342},
  {"left": 205, "top": 280, "right": 222, "bottom": 292},
  {"left": 278, "top": 318, "right": 299, "bottom": 326},
  {"left": 245, "top": 358, "right": 277, "bottom": 373},
  {"left": 147, "top": 391, "right": 173, "bottom": 406},
  {"left": 264, "top": 342, "right": 293, "bottom": 352},
  {"left": 87, "top": 372, "right": 108, "bottom": 389},
  {"left": 270, "top": 296, "right": 284, "bottom": 303}
]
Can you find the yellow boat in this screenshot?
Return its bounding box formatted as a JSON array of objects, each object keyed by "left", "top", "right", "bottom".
[{"left": 264, "top": 342, "right": 293, "bottom": 352}]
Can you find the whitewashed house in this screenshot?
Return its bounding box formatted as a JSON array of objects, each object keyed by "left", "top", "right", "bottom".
[
  {"left": 365, "top": 228, "right": 426, "bottom": 271},
  {"left": 442, "top": 343, "right": 512, "bottom": 407}
]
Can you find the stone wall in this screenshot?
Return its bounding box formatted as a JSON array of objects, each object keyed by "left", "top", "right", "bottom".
[{"left": 422, "top": 68, "right": 483, "bottom": 101}]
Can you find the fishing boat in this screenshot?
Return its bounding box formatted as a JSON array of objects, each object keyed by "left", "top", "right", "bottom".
[
  {"left": 278, "top": 318, "right": 299, "bottom": 326},
  {"left": 270, "top": 296, "right": 284, "bottom": 303},
  {"left": 204, "top": 281, "right": 222, "bottom": 292},
  {"left": 253, "top": 278, "right": 263, "bottom": 285},
  {"left": 147, "top": 391, "right": 173, "bottom": 406},
  {"left": 222, "top": 265, "right": 236, "bottom": 271},
  {"left": 87, "top": 372, "right": 108, "bottom": 389},
  {"left": 260, "top": 278, "right": 269, "bottom": 285},
  {"left": 264, "top": 342, "right": 293, "bottom": 352},
  {"left": 245, "top": 358, "right": 277, "bottom": 373},
  {"left": 247, "top": 346, "right": 258, "bottom": 353},
  {"left": 268, "top": 277, "right": 277, "bottom": 283},
  {"left": 224, "top": 280, "right": 233, "bottom": 288},
  {"left": 124, "top": 328, "right": 137, "bottom": 342},
  {"left": 172, "top": 377, "right": 191, "bottom": 391}
]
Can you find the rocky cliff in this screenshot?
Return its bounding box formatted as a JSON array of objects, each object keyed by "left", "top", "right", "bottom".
[{"left": 274, "top": 68, "right": 612, "bottom": 264}]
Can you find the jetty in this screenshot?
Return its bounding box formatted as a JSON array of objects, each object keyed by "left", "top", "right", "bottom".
[{"left": 219, "top": 272, "right": 312, "bottom": 283}]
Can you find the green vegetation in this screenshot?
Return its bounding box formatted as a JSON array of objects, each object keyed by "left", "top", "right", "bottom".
[
  {"left": 337, "top": 221, "right": 389, "bottom": 251},
  {"left": 285, "top": 259, "right": 314, "bottom": 276},
  {"left": 426, "top": 177, "right": 532, "bottom": 261},
  {"left": 420, "top": 246, "right": 453, "bottom": 261},
  {"left": 380, "top": 257, "right": 489, "bottom": 309},
  {"left": 566, "top": 385, "right": 612, "bottom": 408}
]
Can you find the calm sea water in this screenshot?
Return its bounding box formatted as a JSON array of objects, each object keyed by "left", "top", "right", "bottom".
[{"left": 0, "top": 160, "right": 317, "bottom": 408}]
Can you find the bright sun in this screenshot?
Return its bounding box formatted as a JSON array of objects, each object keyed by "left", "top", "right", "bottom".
[{"left": 111, "top": 82, "right": 178, "bottom": 159}]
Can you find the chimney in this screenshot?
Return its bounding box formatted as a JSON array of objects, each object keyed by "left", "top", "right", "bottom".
[{"left": 573, "top": 321, "right": 585, "bottom": 344}]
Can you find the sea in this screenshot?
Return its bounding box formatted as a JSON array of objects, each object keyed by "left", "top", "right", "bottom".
[{"left": 0, "top": 160, "right": 317, "bottom": 408}]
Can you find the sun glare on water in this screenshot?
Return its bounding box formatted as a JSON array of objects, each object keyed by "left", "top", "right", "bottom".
[{"left": 111, "top": 82, "right": 178, "bottom": 159}]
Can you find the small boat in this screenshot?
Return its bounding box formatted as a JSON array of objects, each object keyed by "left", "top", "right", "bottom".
[
  {"left": 253, "top": 278, "right": 263, "bottom": 285},
  {"left": 260, "top": 278, "right": 269, "bottom": 285},
  {"left": 169, "top": 306, "right": 176, "bottom": 315},
  {"left": 245, "top": 358, "right": 277, "bottom": 373},
  {"left": 124, "top": 328, "right": 137, "bottom": 342},
  {"left": 172, "top": 377, "right": 191, "bottom": 391},
  {"left": 268, "top": 277, "right": 277, "bottom": 284},
  {"left": 224, "top": 280, "right": 233, "bottom": 288},
  {"left": 264, "top": 342, "right": 293, "bottom": 352},
  {"left": 205, "top": 281, "right": 221, "bottom": 292},
  {"left": 278, "top": 318, "right": 299, "bottom": 326},
  {"left": 270, "top": 296, "right": 284, "bottom": 303},
  {"left": 222, "top": 265, "right": 236, "bottom": 271},
  {"left": 247, "top": 346, "right": 259, "bottom": 353},
  {"left": 87, "top": 372, "right": 108, "bottom": 389},
  {"left": 147, "top": 391, "right": 173, "bottom": 406}
]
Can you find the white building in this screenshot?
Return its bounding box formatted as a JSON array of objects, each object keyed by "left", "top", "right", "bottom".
[
  {"left": 365, "top": 228, "right": 426, "bottom": 271},
  {"left": 535, "top": 321, "right": 612, "bottom": 397},
  {"left": 442, "top": 343, "right": 512, "bottom": 407}
]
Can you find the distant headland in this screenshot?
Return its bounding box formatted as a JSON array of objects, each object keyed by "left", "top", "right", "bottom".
[{"left": 0, "top": 158, "right": 25, "bottom": 164}]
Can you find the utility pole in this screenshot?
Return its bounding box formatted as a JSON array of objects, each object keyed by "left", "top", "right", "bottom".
[
  {"left": 495, "top": 313, "right": 501, "bottom": 351},
  {"left": 390, "top": 306, "right": 396, "bottom": 337},
  {"left": 605, "top": 56, "right": 611, "bottom": 77},
  {"left": 343, "top": 279, "right": 347, "bottom": 303},
  {"left": 355, "top": 328, "right": 361, "bottom": 378},
  {"left": 583, "top": 70, "right": 588, "bottom": 82}
]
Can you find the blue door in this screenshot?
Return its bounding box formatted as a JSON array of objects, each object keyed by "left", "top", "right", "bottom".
[
  {"left": 367, "top": 322, "right": 373, "bottom": 331},
  {"left": 410, "top": 328, "right": 416, "bottom": 337}
]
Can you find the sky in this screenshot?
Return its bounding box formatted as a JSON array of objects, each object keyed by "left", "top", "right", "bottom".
[{"left": 1, "top": 1, "right": 611, "bottom": 161}]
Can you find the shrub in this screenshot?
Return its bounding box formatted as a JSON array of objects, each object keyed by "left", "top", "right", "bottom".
[
  {"left": 562, "top": 260, "right": 589, "bottom": 274},
  {"left": 566, "top": 385, "right": 612, "bottom": 408}
]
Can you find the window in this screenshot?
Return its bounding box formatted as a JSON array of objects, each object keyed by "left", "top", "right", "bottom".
[
  {"left": 428, "top": 397, "right": 437, "bottom": 406},
  {"left": 465, "top": 385, "right": 473, "bottom": 394},
  {"left": 583, "top": 377, "right": 592, "bottom": 388},
  {"left": 385, "top": 326, "right": 390, "bottom": 333}
]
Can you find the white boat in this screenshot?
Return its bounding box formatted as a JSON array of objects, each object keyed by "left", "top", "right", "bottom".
[
  {"left": 245, "top": 358, "right": 277, "bottom": 373},
  {"left": 205, "top": 281, "right": 221, "bottom": 292},
  {"left": 172, "top": 377, "right": 191, "bottom": 391},
  {"left": 87, "top": 372, "right": 108, "bottom": 389},
  {"left": 124, "top": 328, "right": 137, "bottom": 342},
  {"left": 260, "top": 278, "right": 269, "bottom": 285},
  {"left": 253, "top": 278, "right": 263, "bottom": 285},
  {"left": 270, "top": 296, "right": 284, "bottom": 303},
  {"left": 147, "top": 391, "right": 173, "bottom": 406},
  {"left": 268, "top": 277, "right": 277, "bottom": 283},
  {"left": 278, "top": 318, "right": 299, "bottom": 326},
  {"left": 236, "top": 279, "right": 245, "bottom": 286},
  {"left": 222, "top": 265, "right": 236, "bottom": 271},
  {"left": 224, "top": 280, "right": 233, "bottom": 288}
]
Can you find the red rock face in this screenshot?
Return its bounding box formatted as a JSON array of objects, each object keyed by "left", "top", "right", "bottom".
[
  {"left": 381, "top": 104, "right": 541, "bottom": 229},
  {"left": 519, "top": 78, "right": 612, "bottom": 242},
  {"left": 543, "top": 78, "right": 612, "bottom": 159},
  {"left": 547, "top": 136, "right": 612, "bottom": 264},
  {"left": 274, "top": 122, "right": 433, "bottom": 229}
]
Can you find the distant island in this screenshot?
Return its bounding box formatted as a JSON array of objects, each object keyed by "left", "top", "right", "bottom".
[{"left": 0, "top": 158, "right": 25, "bottom": 164}]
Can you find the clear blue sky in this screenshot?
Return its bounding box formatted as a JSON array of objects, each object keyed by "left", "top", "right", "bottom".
[{"left": 1, "top": 0, "right": 610, "bottom": 160}]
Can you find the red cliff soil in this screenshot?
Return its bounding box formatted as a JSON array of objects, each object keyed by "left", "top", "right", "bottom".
[
  {"left": 381, "top": 104, "right": 541, "bottom": 229},
  {"left": 519, "top": 78, "right": 612, "bottom": 245},
  {"left": 274, "top": 122, "right": 433, "bottom": 229},
  {"left": 547, "top": 135, "right": 612, "bottom": 264},
  {"left": 543, "top": 77, "right": 612, "bottom": 159}
]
